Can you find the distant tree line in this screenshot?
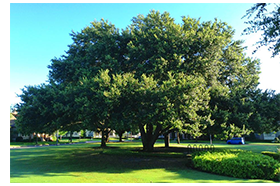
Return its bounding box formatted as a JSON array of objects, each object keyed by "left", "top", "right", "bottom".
[{"left": 15, "top": 10, "right": 280, "bottom": 151}]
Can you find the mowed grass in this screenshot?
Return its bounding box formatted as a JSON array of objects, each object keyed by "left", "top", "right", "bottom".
[
  {"left": 10, "top": 138, "right": 100, "bottom": 147},
  {"left": 10, "top": 141, "right": 279, "bottom": 183},
  {"left": 177, "top": 141, "right": 280, "bottom": 153}
]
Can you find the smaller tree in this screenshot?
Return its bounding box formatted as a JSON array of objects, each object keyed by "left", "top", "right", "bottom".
[
  {"left": 248, "top": 89, "right": 280, "bottom": 134},
  {"left": 219, "top": 123, "right": 252, "bottom": 141},
  {"left": 15, "top": 84, "right": 58, "bottom": 144},
  {"left": 76, "top": 70, "right": 117, "bottom": 147},
  {"left": 58, "top": 130, "right": 68, "bottom": 140},
  {"left": 105, "top": 73, "right": 140, "bottom": 142}
]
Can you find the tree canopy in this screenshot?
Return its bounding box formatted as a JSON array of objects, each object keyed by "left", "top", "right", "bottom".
[{"left": 15, "top": 10, "right": 279, "bottom": 151}]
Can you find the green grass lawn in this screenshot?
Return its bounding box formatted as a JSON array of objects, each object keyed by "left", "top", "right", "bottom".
[
  {"left": 10, "top": 141, "right": 279, "bottom": 183},
  {"left": 10, "top": 137, "right": 131, "bottom": 147},
  {"left": 10, "top": 138, "right": 99, "bottom": 147},
  {"left": 176, "top": 141, "right": 279, "bottom": 153}
]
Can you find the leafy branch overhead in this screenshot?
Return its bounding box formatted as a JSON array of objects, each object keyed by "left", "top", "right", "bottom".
[{"left": 243, "top": 3, "right": 280, "bottom": 57}]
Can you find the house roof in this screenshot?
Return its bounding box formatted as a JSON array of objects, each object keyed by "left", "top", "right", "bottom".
[
  {"left": 10, "top": 112, "right": 17, "bottom": 128},
  {"left": 11, "top": 111, "right": 18, "bottom": 117}
]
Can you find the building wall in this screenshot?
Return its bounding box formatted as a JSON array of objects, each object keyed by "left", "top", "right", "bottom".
[{"left": 255, "top": 131, "right": 280, "bottom": 140}]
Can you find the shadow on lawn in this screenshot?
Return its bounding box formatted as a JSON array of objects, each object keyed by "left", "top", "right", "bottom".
[
  {"left": 11, "top": 146, "right": 185, "bottom": 174},
  {"left": 10, "top": 145, "right": 274, "bottom": 183}
]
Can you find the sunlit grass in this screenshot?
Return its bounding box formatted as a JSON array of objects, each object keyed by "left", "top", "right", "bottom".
[
  {"left": 10, "top": 138, "right": 96, "bottom": 147},
  {"left": 10, "top": 137, "right": 135, "bottom": 147},
  {"left": 169, "top": 140, "right": 279, "bottom": 153},
  {"left": 10, "top": 141, "right": 279, "bottom": 183}
]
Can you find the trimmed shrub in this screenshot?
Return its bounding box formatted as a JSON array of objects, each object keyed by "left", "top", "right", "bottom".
[
  {"left": 191, "top": 149, "right": 280, "bottom": 181},
  {"left": 262, "top": 151, "right": 280, "bottom": 162}
]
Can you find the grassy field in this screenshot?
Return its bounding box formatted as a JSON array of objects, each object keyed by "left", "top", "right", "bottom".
[
  {"left": 10, "top": 137, "right": 131, "bottom": 147},
  {"left": 10, "top": 141, "right": 279, "bottom": 183},
  {"left": 178, "top": 141, "right": 279, "bottom": 153},
  {"left": 10, "top": 138, "right": 98, "bottom": 147}
]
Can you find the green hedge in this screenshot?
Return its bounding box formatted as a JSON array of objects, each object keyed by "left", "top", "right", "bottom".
[
  {"left": 261, "top": 151, "right": 280, "bottom": 162},
  {"left": 191, "top": 149, "right": 280, "bottom": 181}
]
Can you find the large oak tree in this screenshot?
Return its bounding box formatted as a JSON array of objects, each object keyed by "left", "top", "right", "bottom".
[{"left": 16, "top": 10, "right": 265, "bottom": 151}]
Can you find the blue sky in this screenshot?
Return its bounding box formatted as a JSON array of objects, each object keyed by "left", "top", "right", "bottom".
[{"left": 10, "top": 3, "right": 280, "bottom": 106}]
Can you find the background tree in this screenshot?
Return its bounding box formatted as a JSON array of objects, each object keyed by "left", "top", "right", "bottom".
[
  {"left": 248, "top": 89, "right": 280, "bottom": 134},
  {"left": 58, "top": 130, "right": 68, "bottom": 140},
  {"left": 207, "top": 39, "right": 261, "bottom": 140},
  {"left": 219, "top": 123, "right": 252, "bottom": 141},
  {"left": 275, "top": 93, "right": 280, "bottom": 132},
  {"left": 243, "top": 3, "right": 280, "bottom": 57},
  {"left": 15, "top": 84, "right": 58, "bottom": 144}
]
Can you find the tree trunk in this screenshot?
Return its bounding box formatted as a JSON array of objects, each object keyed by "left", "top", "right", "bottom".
[
  {"left": 164, "top": 133, "right": 170, "bottom": 148},
  {"left": 56, "top": 130, "right": 59, "bottom": 145},
  {"left": 117, "top": 131, "right": 124, "bottom": 142},
  {"left": 141, "top": 132, "right": 155, "bottom": 152},
  {"left": 139, "top": 123, "right": 162, "bottom": 152},
  {"left": 35, "top": 133, "right": 38, "bottom": 145},
  {"left": 101, "top": 131, "right": 107, "bottom": 147},
  {"left": 142, "top": 140, "right": 154, "bottom": 152},
  {"left": 119, "top": 134, "right": 122, "bottom": 142},
  {"left": 69, "top": 131, "right": 73, "bottom": 143},
  {"left": 195, "top": 136, "right": 198, "bottom": 142},
  {"left": 176, "top": 131, "right": 180, "bottom": 144},
  {"left": 84, "top": 129, "right": 87, "bottom": 138},
  {"left": 101, "top": 128, "right": 108, "bottom": 147},
  {"left": 105, "top": 129, "right": 110, "bottom": 143}
]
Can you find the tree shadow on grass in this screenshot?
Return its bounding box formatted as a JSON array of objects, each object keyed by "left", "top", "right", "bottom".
[{"left": 10, "top": 145, "right": 277, "bottom": 183}]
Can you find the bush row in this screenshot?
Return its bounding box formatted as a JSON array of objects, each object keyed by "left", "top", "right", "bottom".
[
  {"left": 261, "top": 151, "right": 280, "bottom": 162},
  {"left": 190, "top": 149, "right": 280, "bottom": 181}
]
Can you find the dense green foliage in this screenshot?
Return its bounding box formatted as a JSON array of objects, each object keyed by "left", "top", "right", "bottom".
[
  {"left": 191, "top": 149, "right": 280, "bottom": 180},
  {"left": 15, "top": 10, "right": 279, "bottom": 151},
  {"left": 16, "top": 84, "right": 58, "bottom": 135},
  {"left": 262, "top": 151, "right": 280, "bottom": 161},
  {"left": 248, "top": 90, "right": 280, "bottom": 133}
]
